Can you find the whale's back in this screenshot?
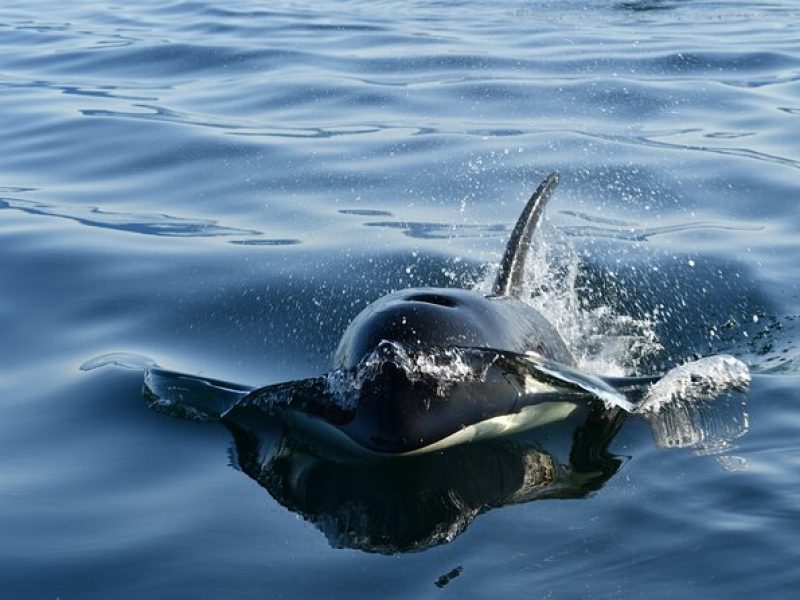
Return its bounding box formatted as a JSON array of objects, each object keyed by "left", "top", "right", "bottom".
[{"left": 333, "top": 287, "right": 574, "bottom": 368}]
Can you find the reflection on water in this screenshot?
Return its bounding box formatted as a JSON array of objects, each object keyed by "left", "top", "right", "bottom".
[
  {"left": 0, "top": 194, "right": 296, "bottom": 242},
  {"left": 225, "top": 407, "right": 625, "bottom": 554}
]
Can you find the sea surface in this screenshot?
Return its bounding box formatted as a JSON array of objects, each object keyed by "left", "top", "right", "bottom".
[{"left": 2, "top": 1, "right": 800, "bottom": 598}]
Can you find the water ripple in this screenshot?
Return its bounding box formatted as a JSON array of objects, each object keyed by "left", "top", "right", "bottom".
[
  {"left": 571, "top": 128, "right": 800, "bottom": 171},
  {"left": 364, "top": 220, "right": 508, "bottom": 240},
  {"left": 2, "top": 0, "right": 800, "bottom": 595},
  {"left": 563, "top": 221, "right": 763, "bottom": 242},
  {"left": 66, "top": 90, "right": 800, "bottom": 171},
  {"left": 361, "top": 217, "right": 761, "bottom": 242},
  {"left": 0, "top": 75, "right": 160, "bottom": 101},
  {"left": 0, "top": 196, "right": 279, "bottom": 241}
]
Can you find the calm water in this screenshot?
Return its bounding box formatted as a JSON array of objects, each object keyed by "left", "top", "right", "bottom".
[{"left": 2, "top": 0, "right": 800, "bottom": 597}]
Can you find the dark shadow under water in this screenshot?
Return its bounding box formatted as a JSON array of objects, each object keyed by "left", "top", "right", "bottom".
[{"left": 224, "top": 405, "right": 625, "bottom": 554}]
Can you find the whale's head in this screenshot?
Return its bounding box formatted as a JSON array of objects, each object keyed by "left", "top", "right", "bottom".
[
  {"left": 333, "top": 287, "right": 543, "bottom": 370},
  {"left": 272, "top": 287, "right": 576, "bottom": 455}
]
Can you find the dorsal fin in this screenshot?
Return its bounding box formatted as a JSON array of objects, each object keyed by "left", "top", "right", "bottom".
[{"left": 492, "top": 172, "right": 560, "bottom": 297}]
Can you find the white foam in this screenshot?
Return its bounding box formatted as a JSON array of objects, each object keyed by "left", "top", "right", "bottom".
[
  {"left": 635, "top": 355, "right": 751, "bottom": 454},
  {"left": 324, "top": 341, "right": 495, "bottom": 407},
  {"left": 475, "top": 224, "right": 662, "bottom": 377},
  {"left": 636, "top": 355, "right": 751, "bottom": 414}
]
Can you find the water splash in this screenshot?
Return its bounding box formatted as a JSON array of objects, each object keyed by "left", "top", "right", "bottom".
[
  {"left": 633, "top": 355, "right": 751, "bottom": 458},
  {"left": 642, "top": 391, "right": 750, "bottom": 456},
  {"left": 470, "top": 210, "right": 753, "bottom": 458},
  {"left": 636, "top": 355, "right": 750, "bottom": 414},
  {"left": 476, "top": 222, "right": 663, "bottom": 377},
  {"left": 324, "top": 341, "right": 496, "bottom": 408}
]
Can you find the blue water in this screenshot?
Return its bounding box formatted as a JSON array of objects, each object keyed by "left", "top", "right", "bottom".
[{"left": 2, "top": 0, "right": 800, "bottom": 597}]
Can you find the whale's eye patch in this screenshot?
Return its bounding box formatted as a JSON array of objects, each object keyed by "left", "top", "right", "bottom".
[{"left": 405, "top": 293, "right": 457, "bottom": 307}]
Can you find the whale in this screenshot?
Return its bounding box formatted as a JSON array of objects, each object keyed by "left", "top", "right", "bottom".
[
  {"left": 83, "top": 172, "right": 750, "bottom": 458},
  {"left": 159, "top": 173, "right": 649, "bottom": 456}
]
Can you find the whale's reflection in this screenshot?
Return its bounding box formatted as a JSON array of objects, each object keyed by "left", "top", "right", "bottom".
[{"left": 224, "top": 406, "right": 625, "bottom": 554}]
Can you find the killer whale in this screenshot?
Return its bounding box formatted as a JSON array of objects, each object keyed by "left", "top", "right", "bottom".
[
  {"left": 216, "top": 173, "right": 645, "bottom": 455},
  {"left": 83, "top": 172, "right": 750, "bottom": 458}
]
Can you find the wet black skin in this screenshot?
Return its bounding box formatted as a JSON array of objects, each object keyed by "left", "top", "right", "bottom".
[
  {"left": 305, "top": 287, "right": 578, "bottom": 454},
  {"left": 333, "top": 288, "right": 575, "bottom": 369}
]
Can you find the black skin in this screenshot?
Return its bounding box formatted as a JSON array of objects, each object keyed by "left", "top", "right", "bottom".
[
  {"left": 300, "top": 288, "right": 576, "bottom": 453},
  {"left": 333, "top": 288, "right": 575, "bottom": 369}
]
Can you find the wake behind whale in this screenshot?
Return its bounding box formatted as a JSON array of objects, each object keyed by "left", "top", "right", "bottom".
[{"left": 83, "top": 172, "right": 750, "bottom": 458}]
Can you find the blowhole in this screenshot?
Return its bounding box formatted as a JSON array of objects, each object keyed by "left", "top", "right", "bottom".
[{"left": 405, "top": 293, "right": 457, "bottom": 307}]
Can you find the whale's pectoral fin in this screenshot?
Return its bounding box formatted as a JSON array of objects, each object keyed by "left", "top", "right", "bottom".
[
  {"left": 520, "top": 352, "right": 753, "bottom": 457},
  {"left": 143, "top": 366, "right": 253, "bottom": 421},
  {"left": 493, "top": 172, "right": 560, "bottom": 297},
  {"left": 222, "top": 376, "right": 353, "bottom": 426},
  {"left": 494, "top": 350, "right": 639, "bottom": 412},
  {"left": 81, "top": 352, "right": 254, "bottom": 421}
]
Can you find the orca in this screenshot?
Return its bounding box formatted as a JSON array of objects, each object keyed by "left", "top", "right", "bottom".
[
  {"left": 141, "top": 173, "right": 648, "bottom": 456},
  {"left": 84, "top": 173, "right": 749, "bottom": 457}
]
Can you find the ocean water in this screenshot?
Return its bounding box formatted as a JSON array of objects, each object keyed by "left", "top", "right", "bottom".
[{"left": 2, "top": 0, "right": 800, "bottom": 597}]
